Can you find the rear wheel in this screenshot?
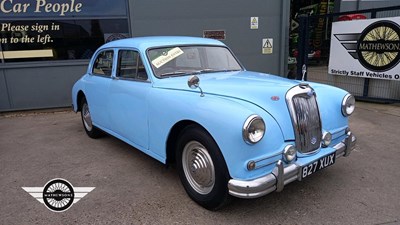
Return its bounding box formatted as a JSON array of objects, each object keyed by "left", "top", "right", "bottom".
[
  {"left": 80, "top": 97, "right": 102, "bottom": 138},
  {"left": 176, "top": 125, "right": 230, "bottom": 210}
]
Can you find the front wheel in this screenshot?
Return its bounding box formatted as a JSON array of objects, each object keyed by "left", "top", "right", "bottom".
[
  {"left": 80, "top": 97, "right": 102, "bottom": 138},
  {"left": 176, "top": 125, "right": 230, "bottom": 210}
]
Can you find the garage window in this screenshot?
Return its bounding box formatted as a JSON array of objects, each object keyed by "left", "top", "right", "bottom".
[{"left": 0, "top": 0, "right": 130, "bottom": 63}]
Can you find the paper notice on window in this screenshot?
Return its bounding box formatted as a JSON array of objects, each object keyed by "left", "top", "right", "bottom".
[{"left": 151, "top": 47, "right": 184, "bottom": 68}]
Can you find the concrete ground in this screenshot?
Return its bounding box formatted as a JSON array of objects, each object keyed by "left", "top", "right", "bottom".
[{"left": 0, "top": 102, "right": 399, "bottom": 225}]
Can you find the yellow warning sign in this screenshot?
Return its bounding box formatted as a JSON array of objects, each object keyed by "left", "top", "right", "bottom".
[
  {"left": 251, "top": 17, "right": 259, "bottom": 30},
  {"left": 262, "top": 38, "right": 273, "bottom": 54}
]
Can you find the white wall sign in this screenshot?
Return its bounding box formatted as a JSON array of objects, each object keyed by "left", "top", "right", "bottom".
[
  {"left": 262, "top": 38, "right": 273, "bottom": 54},
  {"left": 329, "top": 16, "right": 400, "bottom": 81},
  {"left": 251, "top": 17, "right": 259, "bottom": 30}
]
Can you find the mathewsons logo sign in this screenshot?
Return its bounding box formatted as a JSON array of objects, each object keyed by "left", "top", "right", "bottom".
[{"left": 329, "top": 16, "right": 400, "bottom": 81}]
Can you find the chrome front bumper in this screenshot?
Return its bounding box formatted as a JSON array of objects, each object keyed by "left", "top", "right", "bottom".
[{"left": 228, "top": 132, "right": 357, "bottom": 199}]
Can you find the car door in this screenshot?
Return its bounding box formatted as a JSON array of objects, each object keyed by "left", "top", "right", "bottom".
[
  {"left": 85, "top": 49, "right": 115, "bottom": 130},
  {"left": 108, "top": 49, "right": 151, "bottom": 149}
]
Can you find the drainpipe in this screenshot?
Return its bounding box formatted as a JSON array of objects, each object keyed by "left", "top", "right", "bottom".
[{"left": 280, "top": 0, "right": 290, "bottom": 77}]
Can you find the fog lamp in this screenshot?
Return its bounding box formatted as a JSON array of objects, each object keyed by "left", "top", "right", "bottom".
[
  {"left": 322, "top": 131, "right": 332, "bottom": 147},
  {"left": 283, "top": 145, "right": 297, "bottom": 163}
]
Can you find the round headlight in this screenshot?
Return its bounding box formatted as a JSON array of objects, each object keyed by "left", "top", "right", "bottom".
[
  {"left": 243, "top": 115, "right": 265, "bottom": 144},
  {"left": 342, "top": 94, "right": 355, "bottom": 116}
]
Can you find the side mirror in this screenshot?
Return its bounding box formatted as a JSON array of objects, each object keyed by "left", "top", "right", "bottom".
[
  {"left": 187, "top": 75, "right": 204, "bottom": 97},
  {"left": 188, "top": 75, "right": 200, "bottom": 89}
]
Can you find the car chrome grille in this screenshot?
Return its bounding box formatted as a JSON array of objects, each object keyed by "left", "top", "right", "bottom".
[{"left": 286, "top": 85, "right": 322, "bottom": 154}]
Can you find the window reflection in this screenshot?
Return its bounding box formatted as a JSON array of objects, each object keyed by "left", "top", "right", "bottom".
[{"left": 0, "top": 19, "right": 129, "bottom": 62}]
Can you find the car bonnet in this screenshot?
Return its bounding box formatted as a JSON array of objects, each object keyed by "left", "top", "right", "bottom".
[{"left": 152, "top": 71, "right": 303, "bottom": 140}]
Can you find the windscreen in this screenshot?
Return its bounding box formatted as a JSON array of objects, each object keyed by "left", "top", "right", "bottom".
[{"left": 147, "top": 46, "right": 243, "bottom": 78}]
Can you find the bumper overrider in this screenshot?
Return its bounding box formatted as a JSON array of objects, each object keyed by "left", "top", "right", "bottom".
[{"left": 228, "top": 131, "right": 357, "bottom": 198}]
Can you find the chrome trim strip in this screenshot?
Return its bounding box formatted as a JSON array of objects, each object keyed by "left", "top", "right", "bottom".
[
  {"left": 254, "top": 151, "right": 283, "bottom": 162},
  {"left": 228, "top": 132, "right": 356, "bottom": 199},
  {"left": 331, "top": 126, "right": 347, "bottom": 136},
  {"left": 253, "top": 159, "right": 278, "bottom": 170},
  {"left": 251, "top": 151, "right": 283, "bottom": 170}
]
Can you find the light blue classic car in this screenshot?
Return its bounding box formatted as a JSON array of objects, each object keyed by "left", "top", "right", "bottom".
[{"left": 72, "top": 36, "right": 356, "bottom": 210}]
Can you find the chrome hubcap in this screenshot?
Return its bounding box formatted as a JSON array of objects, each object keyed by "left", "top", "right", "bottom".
[
  {"left": 82, "top": 103, "right": 93, "bottom": 131},
  {"left": 182, "top": 141, "right": 215, "bottom": 195}
]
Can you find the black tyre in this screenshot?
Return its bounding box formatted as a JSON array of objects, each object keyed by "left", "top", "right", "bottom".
[
  {"left": 80, "top": 97, "right": 102, "bottom": 139},
  {"left": 176, "top": 125, "right": 230, "bottom": 210}
]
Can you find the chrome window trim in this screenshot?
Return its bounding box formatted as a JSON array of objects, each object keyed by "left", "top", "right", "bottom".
[
  {"left": 116, "top": 49, "right": 150, "bottom": 82},
  {"left": 91, "top": 49, "right": 115, "bottom": 77},
  {"left": 146, "top": 44, "right": 245, "bottom": 79}
]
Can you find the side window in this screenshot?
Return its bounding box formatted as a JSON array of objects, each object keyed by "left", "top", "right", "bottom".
[
  {"left": 117, "top": 50, "right": 148, "bottom": 81},
  {"left": 92, "top": 50, "right": 114, "bottom": 76}
]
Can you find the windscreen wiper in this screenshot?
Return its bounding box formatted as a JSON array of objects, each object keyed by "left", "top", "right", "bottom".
[
  {"left": 159, "top": 71, "right": 187, "bottom": 77},
  {"left": 195, "top": 69, "right": 242, "bottom": 73}
]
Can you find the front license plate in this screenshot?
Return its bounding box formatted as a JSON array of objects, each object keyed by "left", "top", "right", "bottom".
[{"left": 301, "top": 152, "right": 336, "bottom": 179}]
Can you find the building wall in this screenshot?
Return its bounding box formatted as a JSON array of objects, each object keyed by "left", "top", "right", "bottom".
[
  {"left": 128, "top": 0, "right": 290, "bottom": 75},
  {"left": 0, "top": 63, "right": 86, "bottom": 111},
  {"left": 0, "top": 0, "right": 130, "bottom": 111},
  {"left": 0, "top": 0, "right": 289, "bottom": 112}
]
